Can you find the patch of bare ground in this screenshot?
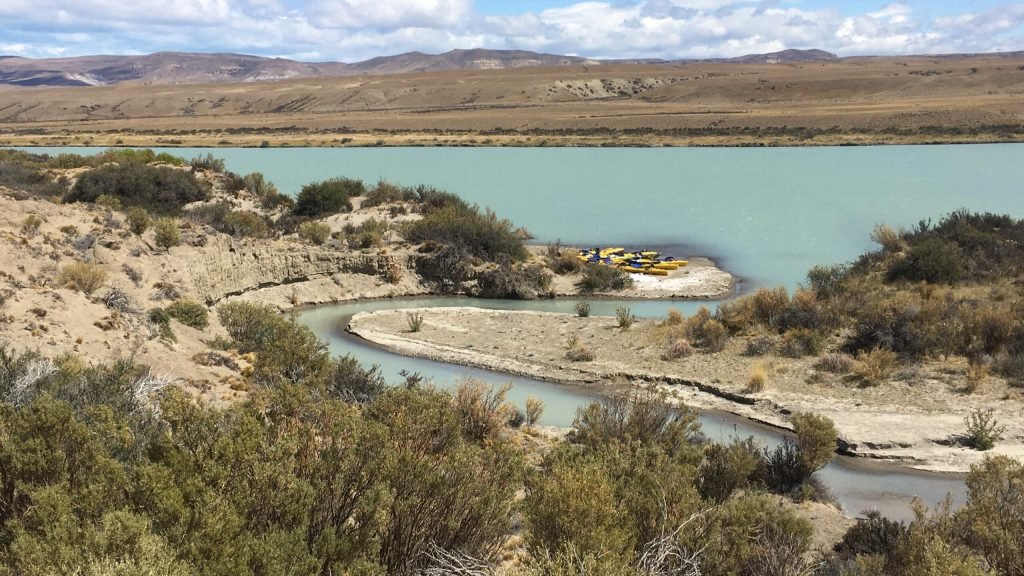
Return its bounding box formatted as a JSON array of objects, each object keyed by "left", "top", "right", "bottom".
[
  {"left": 347, "top": 307, "right": 1024, "bottom": 472},
  {"left": 1, "top": 55, "right": 1022, "bottom": 147}
]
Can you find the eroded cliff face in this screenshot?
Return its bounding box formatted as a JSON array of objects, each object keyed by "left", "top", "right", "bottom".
[{"left": 187, "top": 237, "right": 415, "bottom": 303}]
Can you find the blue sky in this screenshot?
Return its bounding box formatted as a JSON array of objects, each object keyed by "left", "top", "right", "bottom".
[{"left": 1, "top": 1, "right": 1022, "bottom": 61}]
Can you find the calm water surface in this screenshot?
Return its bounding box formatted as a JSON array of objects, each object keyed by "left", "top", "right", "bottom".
[{"left": 32, "top": 144, "right": 1021, "bottom": 520}]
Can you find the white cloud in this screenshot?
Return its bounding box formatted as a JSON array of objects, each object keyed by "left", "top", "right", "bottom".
[
  {"left": 0, "top": 0, "right": 1021, "bottom": 61},
  {"left": 310, "top": 0, "right": 472, "bottom": 30}
]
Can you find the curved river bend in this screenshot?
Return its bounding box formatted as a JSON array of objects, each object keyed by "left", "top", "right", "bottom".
[
  {"left": 31, "top": 144, "right": 1024, "bottom": 521},
  {"left": 297, "top": 298, "right": 966, "bottom": 523}
]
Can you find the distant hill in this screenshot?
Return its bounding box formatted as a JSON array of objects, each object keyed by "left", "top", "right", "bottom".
[
  {"left": 0, "top": 47, "right": 1018, "bottom": 88},
  {"left": 725, "top": 49, "right": 839, "bottom": 64}
]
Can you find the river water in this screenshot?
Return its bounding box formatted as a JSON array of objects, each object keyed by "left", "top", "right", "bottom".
[{"left": 26, "top": 144, "right": 1024, "bottom": 520}]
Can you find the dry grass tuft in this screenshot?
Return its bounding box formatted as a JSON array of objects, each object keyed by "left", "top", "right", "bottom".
[
  {"left": 58, "top": 262, "right": 108, "bottom": 295},
  {"left": 854, "top": 348, "right": 899, "bottom": 386},
  {"left": 746, "top": 363, "right": 769, "bottom": 393},
  {"left": 871, "top": 224, "right": 905, "bottom": 253}
]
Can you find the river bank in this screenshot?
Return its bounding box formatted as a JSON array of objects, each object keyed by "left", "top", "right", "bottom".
[{"left": 347, "top": 306, "right": 1024, "bottom": 474}]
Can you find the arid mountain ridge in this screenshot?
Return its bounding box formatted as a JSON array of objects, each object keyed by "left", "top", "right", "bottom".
[{"left": 0, "top": 48, "right": 845, "bottom": 87}]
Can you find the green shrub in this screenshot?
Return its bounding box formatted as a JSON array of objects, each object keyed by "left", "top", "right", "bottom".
[
  {"left": 0, "top": 152, "right": 67, "bottom": 197},
  {"left": 791, "top": 412, "right": 838, "bottom": 475},
  {"left": 94, "top": 194, "right": 122, "bottom": 210},
  {"left": 326, "top": 355, "right": 386, "bottom": 404},
  {"left": 297, "top": 221, "right": 331, "bottom": 245},
  {"left": 217, "top": 301, "right": 329, "bottom": 384},
  {"left": 222, "top": 210, "right": 270, "bottom": 239},
  {"left": 889, "top": 237, "right": 965, "bottom": 284},
  {"left": 960, "top": 456, "right": 1024, "bottom": 575},
  {"left": 147, "top": 307, "right": 176, "bottom": 342},
  {"left": 698, "top": 437, "right": 762, "bottom": 503},
  {"left": 243, "top": 172, "right": 294, "bottom": 210},
  {"left": 58, "top": 262, "right": 107, "bottom": 295},
  {"left": 806, "top": 264, "right": 848, "bottom": 299},
  {"left": 67, "top": 162, "right": 207, "bottom": 216},
  {"left": 293, "top": 177, "right": 363, "bottom": 217},
  {"left": 342, "top": 218, "right": 387, "bottom": 249},
  {"left": 963, "top": 408, "right": 1005, "bottom": 451},
  {"left": 577, "top": 264, "right": 632, "bottom": 293},
  {"left": 125, "top": 207, "right": 151, "bottom": 235},
  {"left": 402, "top": 204, "right": 528, "bottom": 262},
  {"left": 152, "top": 218, "right": 181, "bottom": 250},
  {"left": 165, "top": 300, "right": 209, "bottom": 330}
]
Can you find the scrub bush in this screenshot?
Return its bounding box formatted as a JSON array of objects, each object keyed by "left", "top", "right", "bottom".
[
  {"left": 297, "top": 221, "right": 331, "bottom": 245},
  {"left": 67, "top": 162, "right": 207, "bottom": 216},
  {"left": 577, "top": 264, "right": 632, "bottom": 293},
  {"left": 165, "top": 300, "right": 209, "bottom": 330},
  {"left": 293, "top": 177, "right": 363, "bottom": 217}
]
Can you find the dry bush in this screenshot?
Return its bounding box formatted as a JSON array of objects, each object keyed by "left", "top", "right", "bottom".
[
  {"left": 662, "top": 338, "right": 695, "bottom": 360},
  {"left": 778, "top": 328, "right": 824, "bottom": 358},
  {"left": 716, "top": 297, "right": 755, "bottom": 332},
  {"left": 452, "top": 379, "right": 515, "bottom": 442},
  {"left": 616, "top": 306, "right": 636, "bottom": 330},
  {"left": 574, "top": 301, "right": 591, "bottom": 318},
  {"left": 21, "top": 214, "right": 42, "bottom": 237},
  {"left": 854, "top": 348, "right": 899, "bottom": 386},
  {"left": 814, "top": 353, "right": 855, "bottom": 374},
  {"left": 407, "top": 312, "right": 424, "bottom": 333},
  {"left": 298, "top": 221, "right": 331, "bottom": 246},
  {"left": 565, "top": 335, "right": 595, "bottom": 362},
  {"left": 964, "top": 304, "right": 1016, "bottom": 357},
  {"left": 746, "top": 364, "right": 768, "bottom": 393},
  {"left": 752, "top": 286, "right": 790, "bottom": 327},
  {"left": 384, "top": 260, "right": 403, "bottom": 284},
  {"left": 58, "top": 262, "right": 108, "bottom": 295},
  {"left": 744, "top": 335, "right": 777, "bottom": 356},
  {"left": 700, "top": 320, "right": 729, "bottom": 352},
  {"left": 964, "top": 363, "right": 989, "bottom": 394},
  {"left": 871, "top": 223, "right": 905, "bottom": 253},
  {"left": 525, "top": 396, "right": 544, "bottom": 428},
  {"left": 665, "top": 308, "right": 684, "bottom": 326}
]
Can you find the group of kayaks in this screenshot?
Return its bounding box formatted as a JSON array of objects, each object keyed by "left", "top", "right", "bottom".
[{"left": 577, "top": 247, "right": 687, "bottom": 277}]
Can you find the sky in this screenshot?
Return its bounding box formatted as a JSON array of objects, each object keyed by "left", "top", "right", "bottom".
[{"left": 0, "top": 1, "right": 1022, "bottom": 62}]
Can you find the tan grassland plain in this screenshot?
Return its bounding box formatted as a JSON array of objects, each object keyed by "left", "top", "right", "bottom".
[{"left": 1, "top": 55, "right": 1023, "bottom": 147}]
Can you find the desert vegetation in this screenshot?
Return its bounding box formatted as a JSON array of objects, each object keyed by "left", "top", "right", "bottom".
[{"left": 706, "top": 211, "right": 1024, "bottom": 393}]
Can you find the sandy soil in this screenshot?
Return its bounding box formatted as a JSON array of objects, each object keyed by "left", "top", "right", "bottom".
[
  {"left": 1, "top": 55, "right": 1022, "bottom": 148},
  {"left": 348, "top": 307, "right": 1024, "bottom": 473}
]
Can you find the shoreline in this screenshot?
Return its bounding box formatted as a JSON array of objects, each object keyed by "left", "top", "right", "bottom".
[
  {"left": 337, "top": 312, "right": 966, "bottom": 482},
  {"left": 5, "top": 133, "right": 1024, "bottom": 150}
]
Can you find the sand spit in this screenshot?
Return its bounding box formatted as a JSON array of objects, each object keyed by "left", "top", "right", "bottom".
[{"left": 348, "top": 307, "right": 1024, "bottom": 473}]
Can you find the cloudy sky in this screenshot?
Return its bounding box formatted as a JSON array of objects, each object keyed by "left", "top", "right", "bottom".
[{"left": 1, "top": 0, "right": 1022, "bottom": 62}]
